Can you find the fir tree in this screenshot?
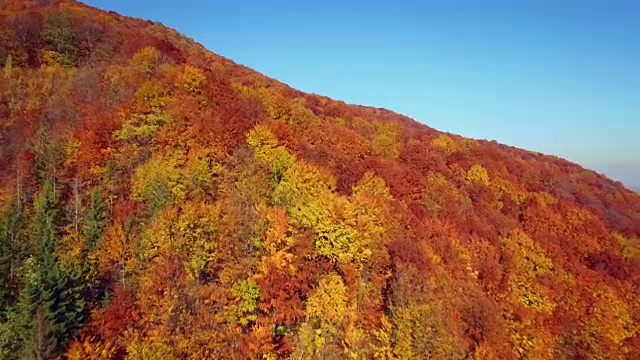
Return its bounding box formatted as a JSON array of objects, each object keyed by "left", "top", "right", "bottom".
[
  {"left": 28, "top": 180, "right": 61, "bottom": 359},
  {"left": 0, "top": 199, "right": 24, "bottom": 314},
  {"left": 29, "top": 181, "right": 89, "bottom": 357},
  {"left": 83, "top": 188, "right": 107, "bottom": 250}
]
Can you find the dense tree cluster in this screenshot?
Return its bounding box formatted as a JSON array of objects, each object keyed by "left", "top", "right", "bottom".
[{"left": 1, "top": 1, "right": 639, "bottom": 359}]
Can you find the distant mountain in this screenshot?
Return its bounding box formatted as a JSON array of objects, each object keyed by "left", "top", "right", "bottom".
[{"left": 1, "top": 1, "right": 639, "bottom": 359}]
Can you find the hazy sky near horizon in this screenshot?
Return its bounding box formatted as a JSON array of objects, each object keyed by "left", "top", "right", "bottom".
[{"left": 84, "top": 0, "right": 640, "bottom": 188}]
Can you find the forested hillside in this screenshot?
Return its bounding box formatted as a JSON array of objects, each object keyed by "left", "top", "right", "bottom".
[{"left": 1, "top": 1, "right": 640, "bottom": 359}]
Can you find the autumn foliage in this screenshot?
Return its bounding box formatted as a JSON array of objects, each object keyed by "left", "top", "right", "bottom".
[{"left": 1, "top": 1, "right": 640, "bottom": 359}]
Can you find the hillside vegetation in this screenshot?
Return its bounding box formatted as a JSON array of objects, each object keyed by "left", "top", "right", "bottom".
[{"left": 1, "top": 1, "right": 640, "bottom": 359}]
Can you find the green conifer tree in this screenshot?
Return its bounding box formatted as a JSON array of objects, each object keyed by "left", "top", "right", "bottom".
[
  {"left": 0, "top": 199, "right": 24, "bottom": 314},
  {"left": 31, "top": 182, "right": 89, "bottom": 356},
  {"left": 83, "top": 188, "right": 107, "bottom": 250},
  {"left": 29, "top": 180, "right": 61, "bottom": 359}
]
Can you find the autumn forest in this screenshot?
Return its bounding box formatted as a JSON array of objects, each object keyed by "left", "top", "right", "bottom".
[{"left": 1, "top": 1, "right": 640, "bottom": 359}]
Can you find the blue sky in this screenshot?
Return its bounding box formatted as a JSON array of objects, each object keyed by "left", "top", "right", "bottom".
[{"left": 84, "top": 0, "right": 640, "bottom": 188}]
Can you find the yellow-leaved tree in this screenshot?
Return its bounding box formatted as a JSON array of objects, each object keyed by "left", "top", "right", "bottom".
[{"left": 294, "top": 273, "right": 351, "bottom": 359}]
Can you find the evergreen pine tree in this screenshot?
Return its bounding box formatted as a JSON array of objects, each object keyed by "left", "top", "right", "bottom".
[
  {"left": 0, "top": 198, "right": 30, "bottom": 359},
  {"left": 29, "top": 180, "right": 61, "bottom": 359},
  {"left": 0, "top": 268, "right": 37, "bottom": 360},
  {"left": 0, "top": 199, "right": 23, "bottom": 315},
  {"left": 33, "top": 182, "right": 59, "bottom": 274},
  {"left": 83, "top": 188, "right": 106, "bottom": 250},
  {"left": 31, "top": 123, "right": 64, "bottom": 189}
]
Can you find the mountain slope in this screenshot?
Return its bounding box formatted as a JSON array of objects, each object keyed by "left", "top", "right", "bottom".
[{"left": 1, "top": 1, "right": 639, "bottom": 359}]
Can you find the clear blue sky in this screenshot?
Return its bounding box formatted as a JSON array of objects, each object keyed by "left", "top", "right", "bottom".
[{"left": 83, "top": 0, "right": 640, "bottom": 189}]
